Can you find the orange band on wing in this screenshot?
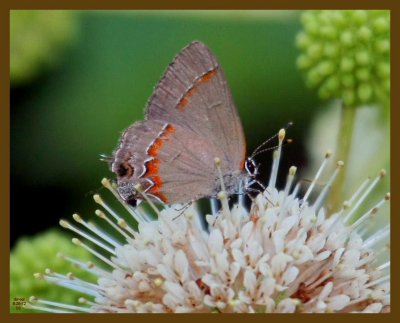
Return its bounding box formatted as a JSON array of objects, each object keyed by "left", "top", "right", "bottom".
[
  {"left": 178, "top": 68, "right": 218, "bottom": 111},
  {"left": 144, "top": 124, "right": 175, "bottom": 203}
]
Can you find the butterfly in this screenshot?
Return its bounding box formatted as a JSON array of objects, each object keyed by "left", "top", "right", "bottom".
[{"left": 109, "top": 41, "right": 258, "bottom": 206}]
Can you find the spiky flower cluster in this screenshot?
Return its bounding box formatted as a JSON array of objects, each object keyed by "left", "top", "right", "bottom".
[
  {"left": 25, "top": 130, "right": 390, "bottom": 313},
  {"left": 296, "top": 10, "right": 390, "bottom": 107}
]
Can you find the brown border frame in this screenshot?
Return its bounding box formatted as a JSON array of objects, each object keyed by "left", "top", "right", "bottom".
[{"left": 1, "top": 1, "right": 397, "bottom": 323}]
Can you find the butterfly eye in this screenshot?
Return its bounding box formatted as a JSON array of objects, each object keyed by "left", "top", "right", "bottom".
[{"left": 245, "top": 158, "right": 257, "bottom": 176}]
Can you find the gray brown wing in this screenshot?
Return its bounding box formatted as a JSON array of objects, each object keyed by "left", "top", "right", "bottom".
[
  {"left": 145, "top": 41, "right": 246, "bottom": 173},
  {"left": 111, "top": 120, "right": 223, "bottom": 204}
]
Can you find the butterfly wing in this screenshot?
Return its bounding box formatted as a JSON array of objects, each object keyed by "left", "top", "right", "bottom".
[
  {"left": 112, "top": 120, "right": 223, "bottom": 204},
  {"left": 145, "top": 41, "right": 246, "bottom": 173}
]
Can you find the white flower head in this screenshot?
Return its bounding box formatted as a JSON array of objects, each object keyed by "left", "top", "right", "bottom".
[{"left": 26, "top": 129, "right": 390, "bottom": 313}]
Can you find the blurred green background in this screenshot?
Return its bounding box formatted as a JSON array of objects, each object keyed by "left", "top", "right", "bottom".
[{"left": 11, "top": 10, "right": 389, "bottom": 245}]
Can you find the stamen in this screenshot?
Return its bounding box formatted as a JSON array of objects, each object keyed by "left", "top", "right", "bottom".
[
  {"left": 101, "top": 178, "right": 150, "bottom": 223},
  {"left": 284, "top": 166, "right": 297, "bottom": 197},
  {"left": 377, "top": 261, "right": 390, "bottom": 271},
  {"left": 95, "top": 209, "right": 133, "bottom": 240},
  {"left": 117, "top": 218, "right": 138, "bottom": 237},
  {"left": 362, "top": 225, "right": 390, "bottom": 249},
  {"left": 214, "top": 157, "right": 226, "bottom": 192},
  {"left": 303, "top": 151, "right": 332, "bottom": 203},
  {"left": 134, "top": 183, "right": 161, "bottom": 217},
  {"left": 348, "top": 177, "right": 371, "bottom": 205},
  {"left": 238, "top": 181, "right": 245, "bottom": 209},
  {"left": 72, "top": 213, "right": 121, "bottom": 248},
  {"left": 79, "top": 297, "right": 97, "bottom": 306},
  {"left": 217, "top": 191, "right": 231, "bottom": 219},
  {"left": 57, "top": 252, "right": 109, "bottom": 277},
  {"left": 364, "top": 274, "right": 390, "bottom": 289},
  {"left": 34, "top": 272, "right": 99, "bottom": 297},
  {"left": 71, "top": 238, "right": 121, "bottom": 270},
  {"left": 28, "top": 296, "right": 92, "bottom": 313},
  {"left": 350, "top": 193, "right": 390, "bottom": 231},
  {"left": 292, "top": 183, "right": 301, "bottom": 197},
  {"left": 59, "top": 219, "right": 116, "bottom": 255},
  {"left": 313, "top": 160, "right": 344, "bottom": 210},
  {"left": 45, "top": 269, "right": 101, "bottom": 292},
  {"left": 268, "top": 128, "right": 285, "bottom": 189},
  {"left": 343, "top": 170, "right": 386, "bottom": 223},
  {"left": 24, "top": 302, "right": 75, "bottom": 313},
  {"left": 210, "top": 198, "right": 218, "bottom": 217}
]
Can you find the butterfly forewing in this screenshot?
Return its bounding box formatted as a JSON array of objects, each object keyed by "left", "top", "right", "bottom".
[{"left": 145, "top": 41, "right": 246, "bottom": 173}]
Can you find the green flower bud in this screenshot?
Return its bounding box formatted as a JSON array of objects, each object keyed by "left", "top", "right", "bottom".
[
  {"left": 356, "top": 68, "right": 371, "bottom": 82},
  {"left": 10, "top": 229, "right": 95, "bottom": 313},
  {"left": 357, "top": 26, "right": 372, "bottom": 41},
  {"left": 373, "top": 16, "right": 389, "bottom": 33},
  {"left": 296, "top": 10, "right": 390, "bottom": 108},
  {"left": 340, "top": 57, "right": 355, "bottom": 73},
  {"left": 340, "top": 31, "right": 354, "bottom": 47},
  {"left": 375, "top": 39, "right": 390, "bottom": 54},
  {"left": 355, "top": 51, "right": 370, "bottom": 66},
  {"left": 358, "top": 84, "right": 372, "bottom": 102},
  {"left": 377, "top": 62, "right": 390, "bottom": 79},
  {"left": 353, "top": 10, "right": 368, "bottom": 24},
  {"left": 297, "top": 54, "right": 312, "bottom": 69}
]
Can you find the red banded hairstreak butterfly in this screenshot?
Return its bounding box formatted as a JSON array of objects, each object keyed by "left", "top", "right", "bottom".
[{"left": 110, "top": 41, "right": 259, "bottom": 207}]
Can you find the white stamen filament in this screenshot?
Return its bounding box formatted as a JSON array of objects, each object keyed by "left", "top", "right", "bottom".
[
  {"left": 303, "top": 151, "right": 332, "bottom": 203},
  {"left": 268, "top": 128, "right": 285, "bottom": 188},
  {"left": 73, "top": 213, "right": 121, "bottom": 248},
  {"left": 313, "top": 160, "right": 344, "bottom": 210},
  {"left": 59, "top": 219, "right": 116, "bottom": 255},
  {"left": 343, "top": 170, "right": 386, "bottom": 223}
]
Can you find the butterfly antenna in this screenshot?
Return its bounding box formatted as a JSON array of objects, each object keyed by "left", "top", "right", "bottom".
[
  {"left": 251, "top": 138, "right": 293, "bottom": 159},
  {"left": 99, "top": 154, "right": 113, "bottom": 163},
  {"left": 250, "top": 121, "right": 293, "bottom": 158}
]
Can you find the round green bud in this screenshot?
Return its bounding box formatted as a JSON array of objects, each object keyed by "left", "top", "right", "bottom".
[
  {"left": 375, "top": 39, "right": 390, "bottom": 54},
  {"left": 301, "top": 11, "right": 315, "bottom": 26},
  {"left": 358, "top": 83, "right": 373, "bottom": 102},
  {"left": 317, "top": 60, "right": 335, "bottom": 76},
  {"left": 323, "top": 43, "right": 339, "bottom": 58},
  {"left": 325, "top": 75, "right": 340, "bottom": 92},
  {"left": 340, "top": 57, "right": 355, "bottom": 73},
  {"left": 356, "top": 68, "right": 371, "bottom": 82},
  {"left": 297, "top": 55, "right": 312, "bottom": 69},
  {"left": 353, "top": 10, "right": 368, "bottom": 24},
  {"left": 305, "top": 20, "right": 320, "bottom": 36},
  {"left": 296, "top": 32, "right": 311, "bottom": 49},
  {"left": 376, "top": 62, "right": 390, "bottom": 79},
  {"left": 340, "top": 31, "right": 354, "bottom": 47},
  {"left": 355, "top": 51, "right": 370, "bottom": 66},
  {"left": 307, "top": 43, "right": 323, "bottom": 60},
  {"left": 373, "top": 16, "right": 389, "bottom": 34},
  {"left": 331, "top": 11, "right": 346, "bottom": 28},
  {"left": 357, "top": 26, "right": 372, "bottom": 41},
  {"left": 318, "top": 84, "right": 332, "bottom": 100},
  {"left": 320, "top": 25, "right": 337, "bottom": 39},
  {"left": 306, "top": 67, "right": 323, "bottom": 87}
]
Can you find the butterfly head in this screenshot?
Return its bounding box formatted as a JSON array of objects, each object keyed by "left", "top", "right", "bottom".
[{"left": 244, "top": 157, "right": 259, "bottom": 178}]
